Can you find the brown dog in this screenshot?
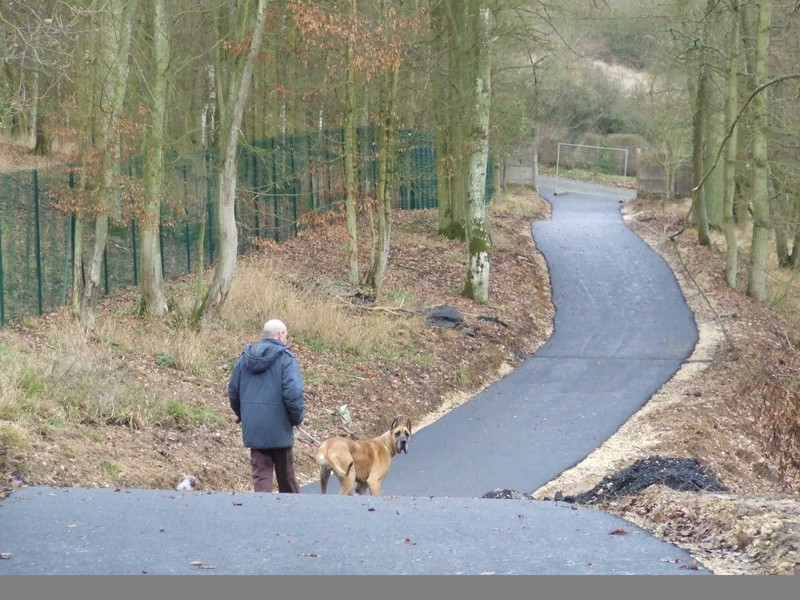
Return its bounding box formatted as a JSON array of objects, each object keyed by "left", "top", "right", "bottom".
[{"left": 316, "top": 416, "right": 411, "bottom": 496}]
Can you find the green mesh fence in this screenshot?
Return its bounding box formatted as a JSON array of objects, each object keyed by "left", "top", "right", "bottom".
[
  {"left": 0, "top": 127, "right": 493, "bottom": 327},
  {"left": 0, "top": 169, "right": 72, "bottom": 326}
]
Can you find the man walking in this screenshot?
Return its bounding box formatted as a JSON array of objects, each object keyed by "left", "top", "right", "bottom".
[{"left": 228, "top": 318, "right": 305, "bottom": 493}]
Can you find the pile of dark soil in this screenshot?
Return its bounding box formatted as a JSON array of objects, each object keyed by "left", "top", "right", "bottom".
[
  {"left": 482, "top": 456, "right": 728, "bottom": 504},
  {"left": 557, "top": 456, "right": 729, "bottom": 505}
]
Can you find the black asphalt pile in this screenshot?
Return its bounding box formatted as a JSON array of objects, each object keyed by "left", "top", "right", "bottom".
[{"left": 556, "top": 456, "right": 729, "bottom": 505}]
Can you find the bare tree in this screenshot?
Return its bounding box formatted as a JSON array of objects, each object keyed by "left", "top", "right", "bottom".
[
  {"left": 79, "top": 0, "right": 138, "bottom": 332},
  {"left": 747, "top": 0, "right": 772, "bottom": 301},
  {"left": 461, "top": 2, "right": 492, "bottom": 304},
  {"left": 688, "top": 0, "right": 714, "bottom": 247},
  {"left": 343, "top": 0, "right": 361, "bottom": 286},
  {"left": 433, "top": 1, "right": 467, "bottom": 241},
  {"left": 139, "top": 0, "right": 170, "bottom": 316},
  {"left": 194, "top": 0, "right": 270, "bottom": 328},
  {"left": 0, "top": 1, "right": 79, "bottom": 149},
  {"left": 723, "top": 0, "right": 741, "bottom": 288},
  {"left": 364, "top": 0, "right": 402, "bottom": 291}
]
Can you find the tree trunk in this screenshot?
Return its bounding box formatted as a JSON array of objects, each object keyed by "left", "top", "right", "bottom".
[
  {"left": 80, "top": 0, "right": 137, "bottom": 332},
  {"left": 31, "top": 71, "right": 51, "bottom": 157},
  {"left": 723, "top": 0, "right": 740, "bottom": 288},
  {"left": 462, "top": 4, "right": 492, "bottom": 304},
  {"left": 703, "top": 68, "right": 725, "bottom": 229},
  {"left": 364, "top": 26, "right": 399, "bottom": 292},
  {"left": 343, "top": 0, "right": 360, "bottom": 286},
  {"left": 771, "top": 174, "right": 791, "bottom": 267},
  {"left": 197, "top": 0, "right": 269, "bottom": 328},
  {"left": 690, "top": 0, "right": 713, "bottom": 247},
  {"left": 139, "top": 0, "right": 170, "bottom": 317},
  {"left": 746, "top": 0, "right": 772, "bottom": 302},
  {"left": 436, "top": 2, "right": 467, "bottom": 241},
  {"left": 789, "top": 200, "right": 800, "bottom": 267},
  {"left": 70, "top": 212, "right": 84, "bottom": 319},
  {"left": 431, "top": 1, "right": 454, "bottom": 229},
  {"left": 531, "top": 124, "right": 539, "bottom": 192}
]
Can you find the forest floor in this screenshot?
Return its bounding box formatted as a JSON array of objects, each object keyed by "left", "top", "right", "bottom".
[{"left": 1, "top": 140, "right": 798, "bottom": 575}]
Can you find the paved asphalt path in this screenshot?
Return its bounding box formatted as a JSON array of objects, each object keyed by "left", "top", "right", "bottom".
[{"left": 0, "top": 177, "right": 707, "bottom": 575}]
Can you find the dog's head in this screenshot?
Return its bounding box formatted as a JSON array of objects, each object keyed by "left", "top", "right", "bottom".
[{"left": 390, "top": 416, "right": 412, "bottom": 454}]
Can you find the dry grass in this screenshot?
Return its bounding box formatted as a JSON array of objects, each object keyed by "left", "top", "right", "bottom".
[
  {"left": 0, "top": 200, "right": 482, "bottom": 459},
  {"left": 223, "top": 257, "right": 420, "bottom": 357},
  {"left": 0, "top": 251, "right": 424, "bottom": 439}
]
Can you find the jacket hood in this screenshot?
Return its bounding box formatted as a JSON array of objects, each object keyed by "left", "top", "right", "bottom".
[{"left": 241, "top": 338, "right": 286, "bottom": 374}]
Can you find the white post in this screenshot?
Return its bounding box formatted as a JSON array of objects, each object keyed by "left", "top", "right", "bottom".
[
  {"left": 555, "top": 142, "right": 561, "bottom": 194},
  {"left": 624, "top": 149, "right": 629, "bottom": 184}
]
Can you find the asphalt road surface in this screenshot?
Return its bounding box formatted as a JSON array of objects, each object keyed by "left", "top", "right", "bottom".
[{"left": 0, "top": 176, "right": 707, "bottom": 575}]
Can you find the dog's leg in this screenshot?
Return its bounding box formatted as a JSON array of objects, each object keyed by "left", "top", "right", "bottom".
[
  {"left": 319, "top": 464, "right": 331, "bottom": 494},
  {"left": 339, "top": 461, "right": 357, "bottom": 495},
  {"left": 366, "top": 475, "right": 383, "bottom": 496}
]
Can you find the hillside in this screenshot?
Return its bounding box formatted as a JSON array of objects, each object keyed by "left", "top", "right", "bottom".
[{"left": 0, "top": 140, "right": 798, "bottom": 575}]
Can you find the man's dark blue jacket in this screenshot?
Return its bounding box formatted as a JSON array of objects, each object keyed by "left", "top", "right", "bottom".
[{"left": 228, "top": 337, "right": 305, "bottom": 449}]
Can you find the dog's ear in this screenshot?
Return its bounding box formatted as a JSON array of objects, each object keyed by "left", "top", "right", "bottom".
[
  {"left": 390, "top": 416, "right": 400, "bottom": 430},
  {"left": 406, "top": 418, "right": 412, "bottom": 434}
]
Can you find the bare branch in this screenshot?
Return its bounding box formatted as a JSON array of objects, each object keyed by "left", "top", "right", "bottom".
[{"left": 693, "top": 73, "right": 800, "bottom": 194}]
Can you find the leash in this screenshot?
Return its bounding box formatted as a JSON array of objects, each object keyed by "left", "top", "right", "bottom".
[{"left": 297, "top": 425, "right": 322, "bottom": 446}]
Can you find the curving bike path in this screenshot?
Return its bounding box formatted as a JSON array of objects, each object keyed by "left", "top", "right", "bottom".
[
  {"left": 0, "top": 178, "right": 707, "bottom": 575},
  {"left": 352, "top": 176, "right": 699, "bottom": 497}
]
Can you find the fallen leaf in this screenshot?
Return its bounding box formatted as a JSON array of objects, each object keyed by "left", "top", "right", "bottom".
[{"left": 609, "top": 528, "right": 632, "bottom": 536}]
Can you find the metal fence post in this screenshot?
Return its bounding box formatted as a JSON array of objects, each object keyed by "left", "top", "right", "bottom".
[
  {"left": 271, "top": 137, "right": 279, "bottom": 242},
  {"left": 62, "top": 173, "right": 76, "bottom": 307},
  {"left": 205, "top": 150, "right": 215, "bottom": 265},
  {"left": 0, "top": 202, "right": 4, "bottom": 327},
  {"left": 252, "top": 147, "right": 261, "bottom": 239},
  {"left": 33, "top": 170, "right": 44, "bottom": 315},
  {"left": 159, "top": 218, "right": 165, "bottom": 278},
  {"left": 185, "top": 223, "right": 191, "bottom": 273},
  {"left": 131, "top": 219, "right": 138, "bottom": 286},
  {"left": 103, "top": 246, "right": 109, "bottom": 295},
  {"left": 290, "top": 142, "right": 298, "bottom": 236}
]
